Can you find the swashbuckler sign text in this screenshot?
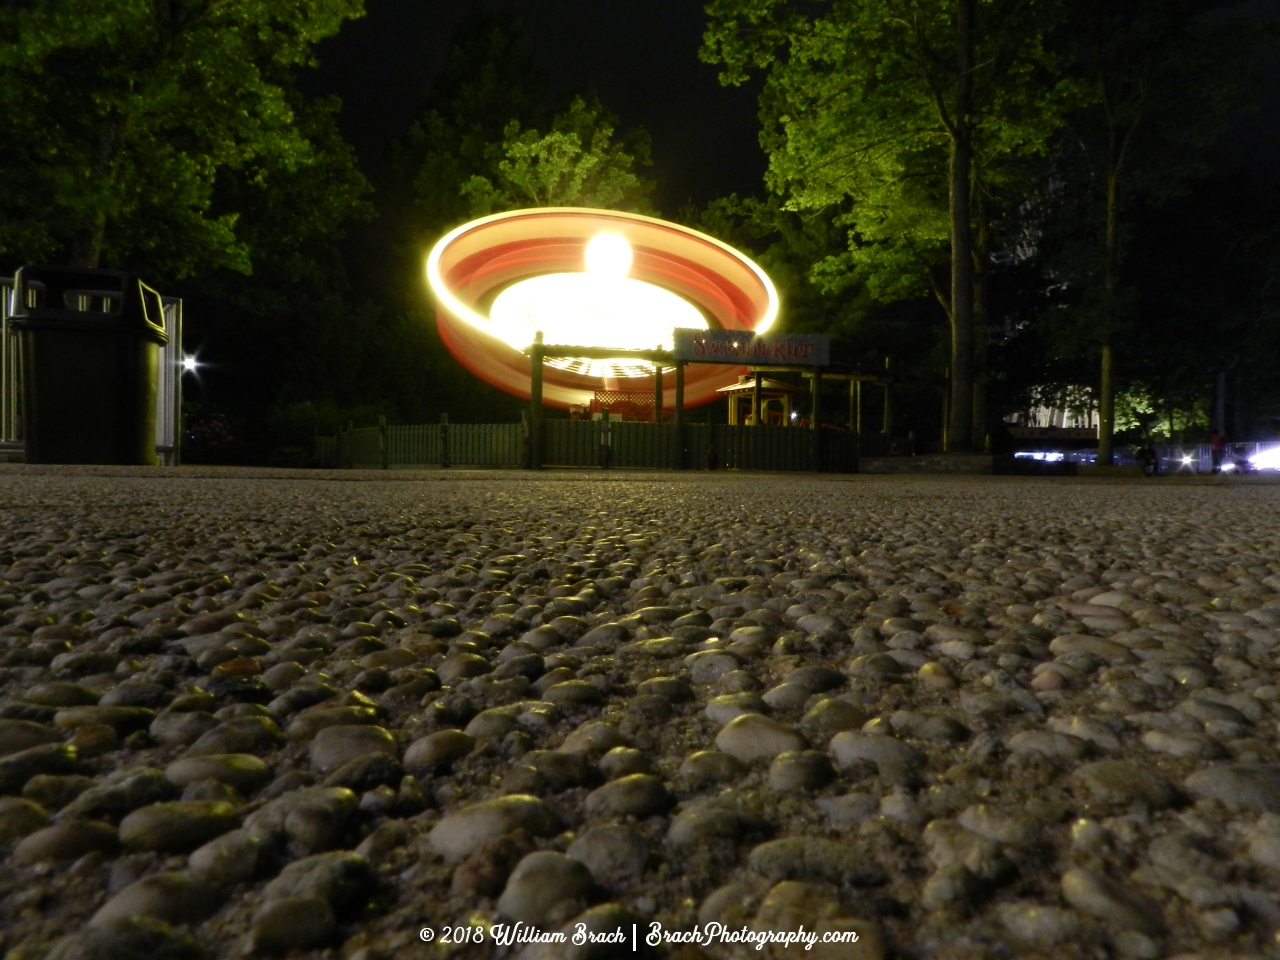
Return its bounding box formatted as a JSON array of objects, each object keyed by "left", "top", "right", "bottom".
[{"left": 673, "top": 329, "right": 829, "bottom": 366}]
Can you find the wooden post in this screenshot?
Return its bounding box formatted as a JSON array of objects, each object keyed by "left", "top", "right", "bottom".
[
  {"left": 674, "top": 361, "right": 685, "bottom": 469},
  {"left": 653, "top": 359, "right": 663, "bottom": 423},
  {"left": 811, "top": 367, "right": 823, "bottom": 472},
  {"left": 600, "top": 406, "right": 612, "bottom": 469},
  {"left": 378, "top": 415, "right": 388, "bottom": 470},
  {"left": 440, "top": 413, "right": 449, "bottom": 470},
  {"left": 530, "top": 331, "right": 544, "bottom": 470},
  {"left": 521, "top": 409, "right": 530, "bottom": 469},
  {"left": 674, "top": 363, "right": 685, "bottom": 425},
  {"left": 855, "top": 380, "right": 863, "bottom": 435},
  {"left": 752, "top": 372, "right": 762, "bottom": 427}
]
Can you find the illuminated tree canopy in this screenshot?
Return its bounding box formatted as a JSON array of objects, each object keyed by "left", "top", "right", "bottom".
[
  {"left": 460, "top": 95, "right": 654, "bottom": 215},
  {"left": 0, "top": 0, "right": 369, "bottom": 278}
]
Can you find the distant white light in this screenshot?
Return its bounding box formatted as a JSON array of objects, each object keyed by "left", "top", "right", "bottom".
[
  {"left": 584, "top": 232, "right": 632, "bottom": 277},
  {"left": 181, "top": 356, "right": 198, "bottom": 373},
  {"left": 1181, "top": 455, "right": 1193, "bottom": 465},
  {"left": 1250, "top": 448, "right": 1280, "bottom": 471}
]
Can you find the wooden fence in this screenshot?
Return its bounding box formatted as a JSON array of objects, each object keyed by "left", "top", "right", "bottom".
[
  {"left": 319, "top": 419, "right": 888, "bottom": 472},
  {"left": 544, "top": 421, "right": 682, "bottom": 468},
  {"left": 542, "top": 421, "right": 869, "bottom": 470},
  {"left": 337, "top": 426, "right": 383, "bottom": 469},
  {"left": 385, "top": 423, "right": 441, "bottom": 465},
  {"left": 323, "top": 422, "right": 524, "bottom": 469}
]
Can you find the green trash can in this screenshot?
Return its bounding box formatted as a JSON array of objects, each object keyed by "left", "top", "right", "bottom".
[{"left": 11, "top": 266, "right": 169, "bottom": 465}]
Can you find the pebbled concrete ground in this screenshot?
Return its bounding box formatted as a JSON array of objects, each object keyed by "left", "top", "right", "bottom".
[{"left": 0, "top": 467, "right": 1278, "bottom": 960}]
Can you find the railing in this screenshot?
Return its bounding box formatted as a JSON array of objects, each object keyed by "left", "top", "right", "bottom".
[
  {"left": 1, "top": 279, "right": 22, "bottom": 456},
  {"left": 338, "top": 426, "right": 384, "bottom": 469},
  {"left": 686, "top": 423, "right": 815, "bottom": 471},
  {"left": 386, "top": 423, "right": 441, "bottom": 466},
  {"left": 543, "top": 419, "right": 599, "bottom": 467},
  {"left": 154, "top": 297, "right": 183, "bottom": 465},
  {"left": 610, "top": 422, "right": 681, "bottom": 469},
  {"left": 325, "top": 421, "right": 526, "bottom": 470},
  {"left": 543, "top": 420, "right": 690, "bottom": 469},
  {"left": 322, "top": 419, "right": 878, "bottom": 472},
  {"left": 315, "top": 435, "right": 338, "bottom": 467},
  {"left": 445, "top": 423, "right": 523, "bottom": 466}
]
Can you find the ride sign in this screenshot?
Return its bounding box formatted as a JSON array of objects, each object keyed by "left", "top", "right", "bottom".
[{"left": 673, "top": 329, "right": 829, "bottom": 366}]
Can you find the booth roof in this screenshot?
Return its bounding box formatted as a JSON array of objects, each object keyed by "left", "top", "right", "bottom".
[{"left": 716, "top": 377, "right": 807, "bottom": 396}]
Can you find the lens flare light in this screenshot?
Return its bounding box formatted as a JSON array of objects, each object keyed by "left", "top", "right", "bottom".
[{"left": 584, "top": 232, "right": 633, "bottom": 277}]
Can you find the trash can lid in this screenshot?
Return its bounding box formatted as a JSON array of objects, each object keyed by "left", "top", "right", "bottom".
[{"left": 10, "top": 266, "right": 168, "bottom": 344}]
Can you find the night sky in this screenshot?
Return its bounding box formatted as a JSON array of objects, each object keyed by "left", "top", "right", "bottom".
[
  {"left": 306, "top": 0, "right": 768, "bottom": 219},
  {"left": 305, "top": 0, "right": 1280, "bottom": 274}
]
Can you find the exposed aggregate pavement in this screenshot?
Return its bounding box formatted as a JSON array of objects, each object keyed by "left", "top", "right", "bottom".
[{"left": 0, "top": 467, "right": 1279, "bottom": 960}]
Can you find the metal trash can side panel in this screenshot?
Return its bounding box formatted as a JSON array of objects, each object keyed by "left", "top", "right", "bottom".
[
  {"left": 155, "top": 296, "right": 183, "bottom": 465},
  {"left": 1, "top": 277, "right": 20, "bottom": 447}
]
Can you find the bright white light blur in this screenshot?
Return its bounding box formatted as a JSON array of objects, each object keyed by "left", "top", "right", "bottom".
[
  {"left": 1181, "top": 455, "right": 1193, "bottom": 465},
  {"left": 1013, "top": 451, "right": 1065, "bottom": 462},
  {"left": 489, "top": 273, "right": 707, "bottom": 378},
  {"left": 584, "top": 232, "right": 632, "bottom": 277},
  {"left": 423, "top": 209, "right": 783, "bottom": 391},
  {"left": 1222, "top": 462, "right": 1236, "bottom": 472},
  {"left": 1250, "top": 447, "right": 1280, "bottom": 470},
  {"left": 181, "top": 356, "right": 198, "bottom": 372}
]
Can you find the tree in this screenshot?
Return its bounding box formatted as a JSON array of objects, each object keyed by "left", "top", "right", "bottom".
[
  {"left": 460, "top": 95, "right": 654, "bottom": 215},
  {"left": 388, "top": 15, "right": 655, "bottom": 424},
  {"left": 692, "top": 195, "right": 926, "bottom": 359},
  {"left": 1046, "top": 0, "right": 1268, "bottom": 462},
  {"left": 703, "top": 0, "right": 1071, "bottom": 450},
  {"left": 178, "top": 89, "right": 375, "bottom": 445},
  {"left": 391, "top": 11, "right": 549, "bottom": 248},
  {"left": 0, "top": 0, "right": 367, "bottom": 277},
  {"left": 395, "top": 13, "right": 654, "bottom": 240},
  {"left": 1123, "top": 174, "right": 1280, "bottom": 440}
]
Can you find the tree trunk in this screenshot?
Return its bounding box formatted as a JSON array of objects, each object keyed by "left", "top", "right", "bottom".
[
  {"left": 1098, "top": 342, "right": 1114, "bottom": 459},
  {"left": 946, "top": 0, "right": 976, "bottom": 452},
  {"left": 1214, "top": 369, "right": 1227, "bottom": 435},
  {"left": 1096, "top": 162, "right": 1121, "bottom": 465},
  {"left": 971, "top": 184, "right": 989, "bottom": 448},
  {"left": 1233, "top": 372, "right": 1245, "bottom": 440},
  {"left": 68, "top": 118, "right": 132, "bottom": 269},
  {"left": 69, "top": 212, "right": 107, "bottom": 269}
]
